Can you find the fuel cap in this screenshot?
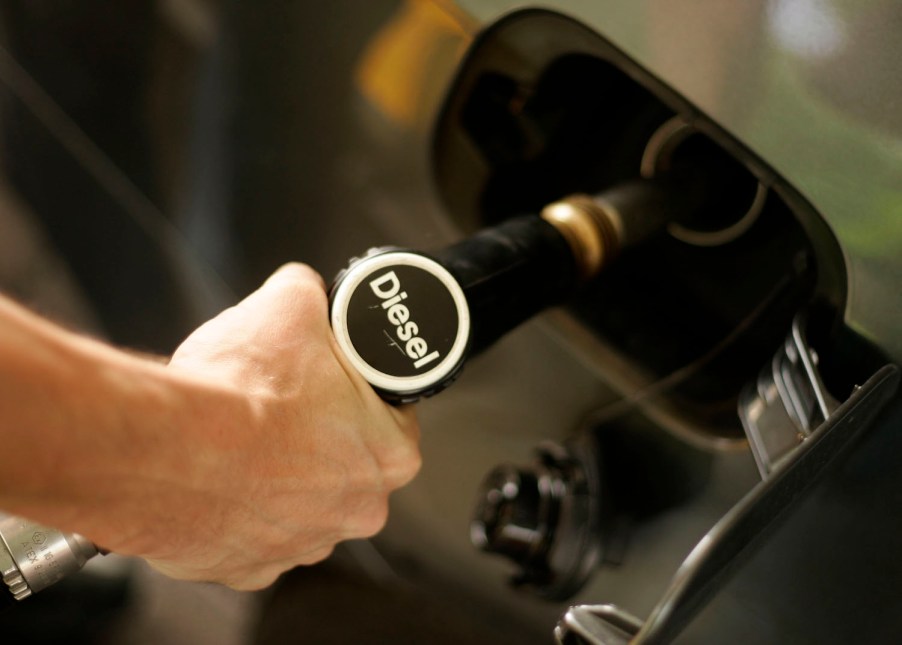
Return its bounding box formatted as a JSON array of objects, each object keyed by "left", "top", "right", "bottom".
[{"left": 329, "top": 249, "right": 471, "bottom": 402}]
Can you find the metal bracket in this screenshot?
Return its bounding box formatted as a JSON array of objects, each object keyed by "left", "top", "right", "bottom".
[
  {"left": 555, "top": 604, "right": 643, "bottom": 645},
  {"left": 739, "top": 314, "right": 838, "bottom": 478}
]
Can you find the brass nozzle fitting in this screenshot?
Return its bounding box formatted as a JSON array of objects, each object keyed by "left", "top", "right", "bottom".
[{"left": 540, "top": 194, "right": 623, "bottom": 280}]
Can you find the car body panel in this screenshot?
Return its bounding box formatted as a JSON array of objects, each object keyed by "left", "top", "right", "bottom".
[{"left": 439, "top": 0, "right": 902, "bottom": 361}]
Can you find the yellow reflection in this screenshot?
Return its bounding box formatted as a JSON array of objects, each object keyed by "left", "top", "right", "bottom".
[{"left": 355, "top": 0, "right": 474, "bottom": 130}]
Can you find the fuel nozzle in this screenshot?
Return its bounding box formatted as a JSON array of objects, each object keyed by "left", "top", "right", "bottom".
[{"left": 329, "top": 171, "right": 714, "bottom": 402}]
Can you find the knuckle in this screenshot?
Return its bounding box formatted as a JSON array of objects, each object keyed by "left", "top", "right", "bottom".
[
  {"left": 375, "top": 413, "right": 422, "bottom": 488},
  {"left": 399, "top": 445, "right": 423, "bottom": 484},
  {"left": 309, "top": 544, "right": 335, "bottom": 564},
  {"left": 357, "top": 498, "right": 390, "bottom": 538},
  {"left": 230, "top": 570, "right": 280, "bottom": 592},
  {"left": 273, "top": 261, "right": 311, "bottom": 279},
  {"left": 272, "top": 262, "right": 325, "bottom": 292},
  {"left": 289, "top": 545, "right": 335, "bottom": 568},
  {"left": 385, "top": 442, "right": 422, "bottom": 488}
]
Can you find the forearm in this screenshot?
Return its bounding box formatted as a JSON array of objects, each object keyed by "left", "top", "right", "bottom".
[{"left": 0, "top": 295, "right": 250, "bottom": 554}]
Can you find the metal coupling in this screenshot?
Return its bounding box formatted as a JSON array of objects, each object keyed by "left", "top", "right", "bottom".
[
  {"left": 540, "top": 194, "right": 623, "bottom": 280},
  {"left": 0, "top": 512, "right": 98, "bottom": 600},
  {"left": 540, "top": 172, "right": 714, "bottom": 282}
]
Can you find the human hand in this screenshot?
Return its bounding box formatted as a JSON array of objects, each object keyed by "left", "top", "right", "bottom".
[{"left": 132, "top": 263, "right": 421, "bottom": 589}]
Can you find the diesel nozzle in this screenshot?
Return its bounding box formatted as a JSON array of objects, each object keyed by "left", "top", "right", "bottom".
[{"left": 329, "top": 168, "right": 722, "bottom": 402}]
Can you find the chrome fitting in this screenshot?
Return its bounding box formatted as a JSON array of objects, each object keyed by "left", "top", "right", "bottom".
[{"left": 0, "top": 512, "right": 98, "bottom": 600}]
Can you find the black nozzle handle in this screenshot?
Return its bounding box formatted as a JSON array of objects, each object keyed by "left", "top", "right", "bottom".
[
  {"left": 434, "top": 215, "right": 578, "bottom": 355},
  {"left": 328, "top": 175, "right": 699, "bottom": 402}
]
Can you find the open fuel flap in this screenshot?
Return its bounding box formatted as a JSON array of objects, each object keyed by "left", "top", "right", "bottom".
[{"left": 430, "top": 7, "right": 896, "bottom": 622}]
